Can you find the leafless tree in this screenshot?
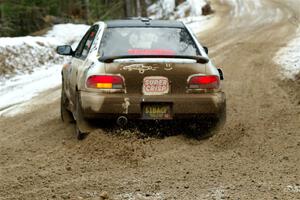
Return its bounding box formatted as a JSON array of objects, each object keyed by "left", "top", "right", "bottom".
[
  {"left": 136, "top": 0, "right": 141, "bottom": 17},
  {"left": 125, "top": 0, "right": 132, "bottom": 17},
  {"left": 84, "top": 0, "right": 90, "bottom": 22}
]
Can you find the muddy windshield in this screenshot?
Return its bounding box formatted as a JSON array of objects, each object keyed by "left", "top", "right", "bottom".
[{"left": 98, "top": 27, "right": 200, "bottom": 58}]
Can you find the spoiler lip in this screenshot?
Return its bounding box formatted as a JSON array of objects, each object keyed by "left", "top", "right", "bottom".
[{"left": 98, "top": 55, "right": 209, "bottom": 64}]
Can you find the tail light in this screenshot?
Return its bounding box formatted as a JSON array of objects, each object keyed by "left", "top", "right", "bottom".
[
  {"left": 86, "top": 75, "right": 124, "bottom": 89},
  {"left": 188, "top": 75, "right": 220, "bottom": 89}
]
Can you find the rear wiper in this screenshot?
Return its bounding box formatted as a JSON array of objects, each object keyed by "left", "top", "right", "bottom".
[{"left": 98, "top": 55, "right": 209, "bottom": 64}]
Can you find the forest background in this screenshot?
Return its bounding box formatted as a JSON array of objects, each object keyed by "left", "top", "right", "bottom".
[{"left": 0, "top": 0, "right": 188, "bottom": 37}]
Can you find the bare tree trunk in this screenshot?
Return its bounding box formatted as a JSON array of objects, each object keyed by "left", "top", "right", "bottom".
[
  {"left": 141, "top": 0, "right": 147, "bottom": 17},
  {"left": 0, "top": 4, "right": 3, "bottom": 20},
  {"left": 85, "top": 0, "right": 90, "bottom": 22},
  {"left": 125, "top": 0, "right": 132, "bottom": 17},
  {"left": 136, "top": 0, "right": 141, "bottom": 17}
]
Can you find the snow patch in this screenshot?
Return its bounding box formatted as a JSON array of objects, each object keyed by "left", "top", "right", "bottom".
[
  {"left": 0, "top": 23, "right": 89, "bottom": 78},
  {"left": 221, "top": 0, "right": 283, "bottom": 24},
  {"left": 0, "top": 64, "right": 61, "bottom": 116},
  {"left": 147, "top": 0, "right": 176, "bottom": 19},
  {"left": 187, "top": 0, "right": 208, "bottom": 16},
  {"left": 162, "top": 0, "right": 176, "bottom": 16},
  {"left": 0, "top": 42, "right": 63, "bottom": 78},
  {"left": 0, "top": 23, "right": 89, "bottom": 48},
  {"left": 45, "top": 23, "right": 90, "bottom": 45},
  {"left": 274, "top": 26, "right": 300, "bottom": 79},
  {"left": 148, "top": 0, "right": 209, "bottom": 19},
  {"left": 148, "top": 0, "right": 214, "bottom": 33}
]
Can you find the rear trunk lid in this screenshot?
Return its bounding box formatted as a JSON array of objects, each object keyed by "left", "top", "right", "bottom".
[{"left": 104, "top": 58, "right": 206, "bottom": 94}]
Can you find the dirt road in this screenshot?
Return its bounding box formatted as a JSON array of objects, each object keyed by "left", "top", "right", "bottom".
[{"left": 0, "top": 0, "right": 299, "bottom": 199}]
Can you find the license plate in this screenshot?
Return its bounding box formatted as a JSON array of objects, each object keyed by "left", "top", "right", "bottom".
[{"left": 142, "top": 104, "right": 172, "bottom": 120}]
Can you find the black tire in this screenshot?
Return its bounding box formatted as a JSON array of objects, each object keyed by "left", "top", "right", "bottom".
[
  {"left": 61, "top": 83, "right": 74, "bottom": 123},
  {"left": 188, "top": 103, "right": 227, "bottom": 139}
]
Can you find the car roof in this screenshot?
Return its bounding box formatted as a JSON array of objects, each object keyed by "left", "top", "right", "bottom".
[{"left": 105, "top": 19, "right": 185, "bottom": 28}]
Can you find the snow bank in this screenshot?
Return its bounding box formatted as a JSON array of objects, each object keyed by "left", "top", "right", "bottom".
[
  {"left": 147, "top": 0, "right": 176, "bottom": 20},
  {"left": 274, "top": 27, "right": 300, "bottom": 79},
  {"left": 0, "top": 36, "right": 59, "bottom": 48},
  {"left": 0, "top": 24, "right": 89, "bottom": 78},
  {"left": 45, "top": 23, "right": 90, "bottom": 45},
  {"left": 0, "top": 23, "right": 89, "bottom": 49},
  {"left": 0, "top": 41, "right": 63, "bottom": 78},
  {"left": 187, "top": 0, "right": 208, "bottom": 16},
  {"left": 0, "top": 24, "right": 89, "bottom": 116},
  {"left": 148, "top": 0, "right": 210, "bottom": 19},
  {"left": 161, "top": 0, "right": 176, "bottom": 16}
]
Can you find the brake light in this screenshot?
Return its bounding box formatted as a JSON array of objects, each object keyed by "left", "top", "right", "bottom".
[
  {"left": 188, "top": 75, "right": 220, "bottom": 89},
  {"left": 86, "top": 75, "right": 124, "bottom": 89}
]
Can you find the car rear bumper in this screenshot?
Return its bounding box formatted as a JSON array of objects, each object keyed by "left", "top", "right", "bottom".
[{"left": 79, "top": 91, "right": 226, "bottom": 120}]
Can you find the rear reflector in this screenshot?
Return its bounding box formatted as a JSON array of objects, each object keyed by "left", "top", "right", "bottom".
[
  {"left": 188, "top": 75, "right": 220, "bottom": 89},
  {"left": 86, "top": 75, "right": 124, "bottom": 89}
]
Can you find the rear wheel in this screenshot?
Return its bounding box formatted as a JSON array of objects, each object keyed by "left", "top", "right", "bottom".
[
  {"left": 188, "top": 104, "right": 227, "bottom": 139},
  {"left": 202, "top": 103, "right": 227, "bottom": 138},
  {"left": 61, "top": 82, "right": 74, "bottom": 123}
]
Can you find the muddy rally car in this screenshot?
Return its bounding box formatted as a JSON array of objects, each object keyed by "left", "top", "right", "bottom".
[{"left": 57, "top": 19, "right": 226, "bottom": 139}]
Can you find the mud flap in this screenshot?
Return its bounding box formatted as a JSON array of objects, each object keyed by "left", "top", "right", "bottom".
[
  {"left": 75, "top": 91, "right": 95, "bottom": 136},
  {"left": 76, "top": 117, "right": 94, "bottom": 134}
]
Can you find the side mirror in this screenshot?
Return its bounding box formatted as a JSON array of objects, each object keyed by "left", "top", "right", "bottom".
[
  {"left": 203, "top": 46, "right": 208, "bottom": 54},
  {"left": 217, "top": 68, "right": 224, "bottom": 80},
  {"left": 56, "top": 45, "right": 74, "bottom": 56}
]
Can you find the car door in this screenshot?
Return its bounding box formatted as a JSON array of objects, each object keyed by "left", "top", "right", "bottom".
[{"left": 68, "top": 25, "right": 99, "bottom": 104}]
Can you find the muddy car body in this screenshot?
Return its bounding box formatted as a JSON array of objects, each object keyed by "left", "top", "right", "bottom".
[{"left": 57, "top": 19, "right": 226, "bottom": 139}]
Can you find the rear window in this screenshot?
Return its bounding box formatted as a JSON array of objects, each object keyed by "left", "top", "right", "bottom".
[{"left": 99, "top": 27, "right": 200, "bottom": 57}]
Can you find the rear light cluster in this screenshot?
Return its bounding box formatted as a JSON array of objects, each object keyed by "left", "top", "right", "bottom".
[
  {"left": 188, "top": 75, "right": 220, "bottom": 89},
  {"left": 86, "top": 75, "right": 124, "bottom": 89}
]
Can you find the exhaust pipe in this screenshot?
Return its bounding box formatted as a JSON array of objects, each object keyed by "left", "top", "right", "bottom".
[{"left": 117, "top": 116, "right": 128, "bottom": 126}]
